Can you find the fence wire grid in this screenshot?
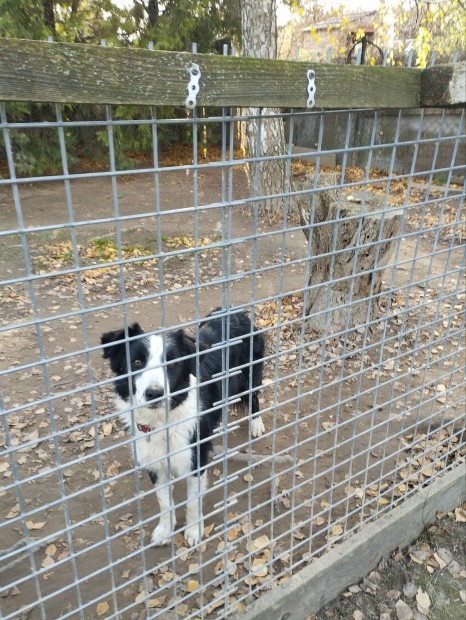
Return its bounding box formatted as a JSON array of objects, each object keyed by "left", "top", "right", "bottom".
[{"left": 0, "top": 80, "right": 465, "bottom": 620}]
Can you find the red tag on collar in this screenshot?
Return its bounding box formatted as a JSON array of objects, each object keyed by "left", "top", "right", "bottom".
[{"left": 137, "top": 423, "right": 151, "bottom": 434}]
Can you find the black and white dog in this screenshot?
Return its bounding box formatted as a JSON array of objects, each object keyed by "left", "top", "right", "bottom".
[{"left": 101, "top": 309, "right": 264, "bottom": 547}]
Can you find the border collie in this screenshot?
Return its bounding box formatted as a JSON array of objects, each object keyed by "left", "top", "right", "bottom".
[{"left": 101, "top": 308, "right": 264, "bottom": 547}]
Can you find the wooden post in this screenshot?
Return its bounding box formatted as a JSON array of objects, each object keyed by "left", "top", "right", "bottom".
[{"left": 297, "top": 175, "right": 402, "bottom": 333}]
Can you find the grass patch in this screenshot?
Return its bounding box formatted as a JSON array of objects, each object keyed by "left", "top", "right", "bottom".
[{"left": 33, "top": 234, "right": 222, "bottom": 275}]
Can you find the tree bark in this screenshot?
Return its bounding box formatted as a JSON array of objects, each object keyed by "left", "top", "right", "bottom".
[
  {"left": 297, "top": 175, "right": 402, "bottom": 333},
  {"left": 147, "top": 0, "right": 159, "bottom": 30},
  {"left": 43, "top": 0, "right": 55, "bottom": 33},
  {"left": 241, "top": 0, "right": 286, "bottom": 215}
]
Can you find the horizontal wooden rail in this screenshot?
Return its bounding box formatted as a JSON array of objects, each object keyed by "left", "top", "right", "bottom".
[{"left": 0, "top": 38, "right": 464, "bottom": 109}]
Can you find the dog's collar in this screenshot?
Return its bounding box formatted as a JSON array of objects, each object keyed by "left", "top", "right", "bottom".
[{"left": 137, "top": 423, "right": 151, "bottom": 434}]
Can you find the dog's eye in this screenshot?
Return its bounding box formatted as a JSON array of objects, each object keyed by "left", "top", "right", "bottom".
[{"left": 133, "top": 359, "right": 142, "bottom": 367}]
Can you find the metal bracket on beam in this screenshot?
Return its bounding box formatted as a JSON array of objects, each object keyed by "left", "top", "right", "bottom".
[
  {"left": 307, "top": 69, "right": 316, "bottom": 108},
  {"left": 185, "top": 63, "right": 201, "bottom": 110}
]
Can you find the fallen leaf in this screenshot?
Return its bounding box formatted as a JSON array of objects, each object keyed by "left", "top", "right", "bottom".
[
  {"left": 403, "top": 583, "right": 417, "bottom": 598},
  {"left": 416, "top": 588, "right": 430, "bottom": 614},
  {"left": 252, "top": 534, "right": 270, "bottom": 550},
  {"left": 96, "top": 601, "right": 110, "bottom": 616},
  {"left": 26, "top": 520, "right": 47, "bottom": 530},
  {"left": 330, "top": 523, "right": 343, "bottom": 537},
  {"left": 436, "top": 547, "right": 453, "bottom": 567},
  {"left": 41, "top": 555, "right": 54, "bottom": 569},
  {"left": 6, "top": 504, "right": 19, "bottom": 519},
  {"left": 175, "top": 603, "right": 188, "bottom": 616},
  {"left": 433, "top": 551, "right": 448, "bottom": 569},
  {"left": 455, "top": 506, "right": 466, "bottom": 522},
  {"left": 395, "top": 599, "right": 414, "bottom": 620},
  {"left": 252, "top": 558, "right": 268, "bottom": 577},
  {"left": 421, "top": 465, "right": 434, "bottom": 478},
  {"left": 227, "top": 526, "right": 239, "bottom": 542},
  {"left": 148, "top": 596, "right": 166, "bottom": 608},
  {"left": 447, "top": 559, "right": 463, "bottom": 578}
]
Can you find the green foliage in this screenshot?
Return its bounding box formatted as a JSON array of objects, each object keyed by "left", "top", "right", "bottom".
[
  {"left": 139, "top": 0, "right": 241, "bottom": 52},
  {"left": 1, "top": 102, "right": 78, "bottom": 176},
  {"left": 0, "top": 0, "right": 49, "bottom": 39},
  {"left": 0, "top": 0, "right": 241, "bottom": 175}
]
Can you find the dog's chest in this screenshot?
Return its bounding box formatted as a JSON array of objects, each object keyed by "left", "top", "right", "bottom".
[
  {"left": 116, "top": 391, "right": 198, "bottom": 478},
  {"left": 134, "top": 421, "right": 195, "bottom": 476}
]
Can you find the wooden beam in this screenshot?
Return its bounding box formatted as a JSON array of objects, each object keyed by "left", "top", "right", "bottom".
[
  {"left": 0, "top": 38, "right": 422, "bottom": 109},
  {"left": 421, "top": 62, "right": 466, "bottom": 107},
  {"left": 242, "top": 466, "right": 465, "bottom": 620}
]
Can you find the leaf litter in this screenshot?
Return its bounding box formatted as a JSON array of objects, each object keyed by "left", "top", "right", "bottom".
[{"left": 310, "top": 506, "right": 466, "bottom": 620}]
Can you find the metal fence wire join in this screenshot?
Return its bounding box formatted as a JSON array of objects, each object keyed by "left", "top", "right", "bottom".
[{"left": 0, "top": 44, "right": 465, "bottom": 620}]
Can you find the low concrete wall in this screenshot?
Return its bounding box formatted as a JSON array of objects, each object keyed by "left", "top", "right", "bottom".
[{"left": 292, "top": 109, "right": 465, "bottom": 182}]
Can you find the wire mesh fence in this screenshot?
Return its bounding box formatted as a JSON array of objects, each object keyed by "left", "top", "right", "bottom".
[{"left": 0, "top": 66, "right": 465, "bottom": 619}]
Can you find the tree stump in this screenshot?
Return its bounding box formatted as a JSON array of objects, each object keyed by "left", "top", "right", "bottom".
[{"left": 297, "top": 176, "right": 402, "bottom": 333}]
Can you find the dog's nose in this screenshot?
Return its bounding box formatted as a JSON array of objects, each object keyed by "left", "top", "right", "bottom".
[{"left": 145, "top": 388, "right": 164, "bottom": 402}]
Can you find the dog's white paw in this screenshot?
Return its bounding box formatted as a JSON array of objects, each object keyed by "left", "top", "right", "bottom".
[
  {"left": 184, "top": 522, "right": 204, "bottom": 547},
  {"left": 150, "top": 523, "right": 173, "bottom": 546},
  {"left": 251, "top": 416, "right": 265, "bottom": 438}
]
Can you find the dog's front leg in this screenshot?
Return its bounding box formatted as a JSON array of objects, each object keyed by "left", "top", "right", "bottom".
[
  {"left": 148, "top": 470, "right": 176, "bottom": 546},
  {"left": 250, "top": 392, "right": 265, "bottom": 438},
  {"left": 184, "top": 473, "right": 206, "bottom": 547}
]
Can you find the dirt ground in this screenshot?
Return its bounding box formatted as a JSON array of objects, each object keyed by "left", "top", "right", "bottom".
[
  {"left": 0, "top": 166, "right": 464, "bottom": 619},
  {"left": 311, "top": 506, "right": 466, "bottom": 620}
]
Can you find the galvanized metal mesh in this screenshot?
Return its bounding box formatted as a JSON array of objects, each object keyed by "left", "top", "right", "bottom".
[{"left": 0, "top": 74, "right": 465, "bottom": 619}]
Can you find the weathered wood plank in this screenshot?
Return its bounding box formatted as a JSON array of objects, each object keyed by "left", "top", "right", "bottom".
[
  {"left": 421, "top": 62, "right": 466, "bottom": 107},
  {"left": 242, "top": 466, "right": 465, "bottom": 620},
  {"left": 0, "top": 38, "right": 422, "bottom": 109}
]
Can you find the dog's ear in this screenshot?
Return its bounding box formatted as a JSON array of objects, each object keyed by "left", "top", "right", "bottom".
[
  {"left": 173, "top": 329, "right": 196, "bottom": 355},
  {"left": 101, "top": 323, "right": 144, "bottom": 359}
]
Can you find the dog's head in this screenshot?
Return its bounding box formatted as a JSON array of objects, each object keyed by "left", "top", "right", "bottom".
[{"left": 101, "top": 324, "right": 196, "bottom": 410}]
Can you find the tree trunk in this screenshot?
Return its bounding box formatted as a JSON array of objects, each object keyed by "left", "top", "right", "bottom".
[
  {"left": 297, "top": 175, "right": 402, "bottom": 333},
  {"left": 43, "top": 0, "right": 55, "bottom": 33},
  {"left": 147, "top": 0, "right": 159, "bottom": 30},
  {"left": 241, "top": 0, "right": 286, "bottom": 215}
]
